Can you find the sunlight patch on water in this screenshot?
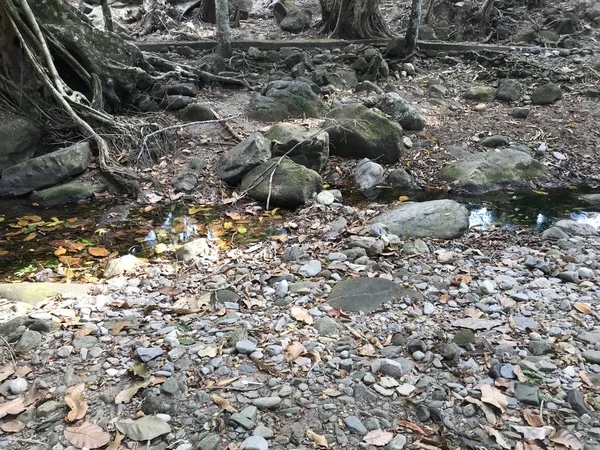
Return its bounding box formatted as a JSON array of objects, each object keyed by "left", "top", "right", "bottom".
[{"left": 469, "top": 207, "right": 494, "bottom": 230}]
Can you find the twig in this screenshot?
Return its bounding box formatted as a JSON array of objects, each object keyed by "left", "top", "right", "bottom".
[
  {"left": 211, "top": 108, "right": 243, "bottom": 142},
  {"left": 138, "top": 114, "right": 242, "bottom": 160},
  {"left": 9, "top": 438, "right": 49, "bottom": 447},
  {"left": 0, "top": 335, "right": 17, "bottom": 369}
]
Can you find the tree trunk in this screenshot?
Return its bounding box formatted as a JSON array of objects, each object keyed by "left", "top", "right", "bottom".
[
  {"left": 215, "top": 0, "right": 232, "bottom": 57},
  {"left": 478, "top": 0, "right": 495, "bottom": 29},
  {"left": 202, "top": 0, "right": 216, "bottom": 23},
  {"left": 405, "top": 0, "right": 421, "bottom": 55},
  {"left": 320, "top": 0, "right": 391, "bottom": 39}
]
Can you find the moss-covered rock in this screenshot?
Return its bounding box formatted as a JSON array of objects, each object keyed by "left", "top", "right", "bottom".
[
  {"left": 30, "top": 178, "right": 107, "bottom": 206},
  {"left": 0, "top": 113, "right": 41, "bottom": 169},
  {"left": 438, "top": 149, "right": 548, "bottom": 194},
  {"left": 464, "top": 86, "right": 497, "bottom": 101},
  {"left": 240, "top": 157, "right": 322, "bottom": 208},
  {"left": 249, "top": 80, "right": 327, "bottom": 122},
  {"left": 264, "top": 123, "right": 329, "bottom": 172},
  {"left": 324, "top": 104, "right": 403, "bottom": 164}
]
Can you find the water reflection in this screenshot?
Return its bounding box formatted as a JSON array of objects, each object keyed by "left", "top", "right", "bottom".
[
  {"left": 570, "top": 211, "right": 600, "bottom": 229},
  {"left": 469, "top": 207, "right": 494, "bottom": 230}
]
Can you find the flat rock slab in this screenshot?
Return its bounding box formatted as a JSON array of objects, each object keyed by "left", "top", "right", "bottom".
[
  {"left": 327, "top": 278, "right": 423, "bottom": 313},
  {"left": 0, "top": 283, "right": 94, "bottom": 306},
  {"left": 371, "top": 200, "right": 469, "bottom": 239}
]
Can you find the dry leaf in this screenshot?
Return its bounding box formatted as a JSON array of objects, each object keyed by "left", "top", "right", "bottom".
[
  {"left": 398, "top": 420, "right": 427, "bottom": 436},
  {"left": 285, "top": 341, "right": 305, "bottom": 360},
  {"left": 89, "top": 247, "right": 110, "bottom": 257},
  {"left": 111, "top": 321, "right": 129, "bottom": 334},
  {"left": 580, "top": 371, "right": 593, "bottom": 388},
  {"left": 307, "top": 349, "right": 322, "bottom": 363},
  {"left": 65, "top": 383, "right": 88, "bottom": 422},
  {"left": 64, "top": 422, "right": 110, "bottom": 449},
  {"left": 482, "top": 425, "right": 511, "bottom": 449},
  {"left": 549, "top": 429, "right": 583, "bottom": 449},
  {"left": 512, "top": 425, "right": 555, "bottom": 442},
  {"left": 357, "top": 343, "right": 376, "bottom": 356},
  {"left": 480, "top": 385, "right": 508, "bottom": 412},
  {"left": 290, "top": 306, "right": 314, "bottom": 325},
  {"left": 323, "top": 388, "right": 342, "bottom": 397},
  {"left": 522, "top": 409, "right": 544, "bottom": 427},
  {"left": 106, "top": 431, "right": 124, "bottom": 450},
  {"left": 0, "top": 419, "right": 24, "bottom": 433},
  {"left": 54, "top": 246, "right": 67, "bottom": 256},
  {"left": 212, "top": 394, "right": 237, "bottom": 413},
  {"left": 115, "top": 380, "right": 151, "bottom": 404},
  {"left": 0, "top": 387, "right": 42, "bottom": 418},
  {"left": 513, "top": 365, "right": 528, "bottom": 382},
  {"left": 573, "top": 302, "right": 593, "bottom": 314},
  {"left": 0, "top": 364, "right": 15, "bottom": 383},
  {"left": 363, "top": 429, "right": 394, "bottom": 446},
  {"left": 74, "top": 327, "right": 94, "bottom": 339},
  {"left": 451, "top": 274, "right": 472, "bottom": 286},
  {"left": 306, "top": 429, "right": 329, "bottom": 448},
  {"left": 198, "top": 346, "right": 218, "bottom": 357}
]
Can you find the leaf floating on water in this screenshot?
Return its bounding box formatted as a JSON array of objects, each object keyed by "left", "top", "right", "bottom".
[
  {"left": 306, "top": 429, "right": 329, "bottom": 448},
  {"left": 212, "top": 394, "right": 237, "bottom": 413},
  {"left": 363, "top": 429, "right": 394, "bottom": 446},
  {"left": 64, "top": 422, "right": 110, "bottom": 449}
]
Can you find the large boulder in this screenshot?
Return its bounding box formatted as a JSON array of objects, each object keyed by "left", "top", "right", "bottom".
[
  {"left": 371, "top": 200, "right": 469, "bottom": 239},
  {"left": 264, "top": 123, "right": 329, "bottom": 172},
  {"left": 30, "top": 178, "right": 107, "bottom": 206},
  {"left": 327, "top": 278, "right": 423, "bottom": 313},
  {"left": 248, "top": 80, "right": 327, "bottom": 122},
  {"left": 0, "top": 112, "right": 41, "bottom": 169},
  {"left": 240, "top": 157, "right": 322, "bottom": 208},
  {"left": 216, "top": 132, "right": 272, "bottom": 185},
  {"left": 438, "top": 149, "right": 548, "bottom": 194},
  {"left": 273, "top": 0, "right": 311, "bottom": 33},
  {"left": 375, "top": 93, "right": 426, "bottom": 131},
  {"left": 0, "top": 142, "right": 92, "bottom": 196},
  {"left": 324, "top": 104, "right": 403, "bottom": 164}
]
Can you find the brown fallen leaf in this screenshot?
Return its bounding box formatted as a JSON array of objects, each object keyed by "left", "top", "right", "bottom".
[
  {"left": 106, "top": 431, "right": 124, "bottom": 450},
  {"left": 323, "top": 388, "right": 342, "bottom": 397},
  {"left": 363, "top": 429, "right": 394, "bottom": 446},
  {"left": 482, "top": 425, "right": 511, "bottom": 449},
  {"left": 111, "top": 321, "right": 129, "bottom": 335},
  {"left": 512, "top": 425, "right": 555, "bottom": 442},
  {"left": 513, "top": 365, "right": 528, "bottom": 382},
  {"left": 74, "top": 327, "right": 94, "bottom": 339},
  {"left": 573, "top": 302, "right": 593, "bottom": 315},
  {"left": 398, "top": 420, "right": 427, "bottom": 436},
  {"left": 580, "top": 371, "right": 594, "bottom": 388},
  {"left": 0, "top": 365, "right": 15, "bottom": 383},
  {"left": 0, "top": 419, "right": 24, "bottom": 433},
  {"left": 0, "top": 387, "right": 42, "bottom": 419},
  {"left": 115, "top": 380, "right": 151, "bottom": 404},
  {"left": 451, "top": 274, "right": 472, "bottom": 286},
  {"left": 285, "top": 341, "right": 305, "bottom": 360},
  {"left": 65, "top": 383, "right": 88, "bottom": 422},
  {"left": 212, "top": 394, "right": 237, "bottom": 413},
  {"left": 522, "top": 409, "right": 544, "bottom": 427},
  {"left": 357, "top": 343, "right": 376, "bottom": 356},
  {"left": 549, "top": 429, "right": 583, "bottom": 450},
  {"left": 198, "top": 346, "right": 218, "bottom": 357},
  {"left": 480, "top": 385, "right": 508, "bottom": 412},
  {"left": 290, "top": 306, "right": 314, "bottom": 325},
  {"left": 306, "top": 429, "right": 329, "bottom": 448},
  {"left": 64, "top": 422, "right": 110, "bottom": 449},
  {"left": 89, "top": 246, "right": 110, "bottom": 257}
]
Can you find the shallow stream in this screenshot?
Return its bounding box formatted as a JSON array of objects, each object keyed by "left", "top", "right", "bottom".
[{"left": 1, "top": 185, "right": 599, "bottom": 281}]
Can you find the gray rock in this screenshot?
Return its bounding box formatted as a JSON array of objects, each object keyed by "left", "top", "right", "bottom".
[
  {"left": 274, "top": 0, "right": 311, "bottom": 33},
  {"left": 344, "top": 415, "right": 368, "bottom": 435},
  {"left": 167, "top": 83, "right": 198, "bottom": 97},
  {"left": 136, "top": 347, "right": 164, "bottom": 362},
  {"left": 347, "top": 235, "right": 384, "bottom": 256},
  {"left": 480, "top": 135, "right": 510, "bottom": 148},
  {"left": 15, "top": 330, "right": 42, "bottom": 352},
  {"left": 388, "top": 434, "right": 407, "bottom": 450},
  {"left": 378, "top": 358, "right": 414, "bottom": 377},
  {"left": 554, "top": 219, "right": 598, "bottom": 237},
  {"left": 387, "top": 168, "right": 415, "bottom": 190},
  {"left": 198, "top": 433, "right": 221, "bottom": 450},
  {"left": 354, "top": 158, "right": 384, "bottom": 192},
  {"left": 230, "top": 413, "right": 255, "bottom": 430},
  {"left": 242, "top": 435, "right": 269, "bottom": 450},
  {"left": 73, "top": 336, "right": 98, "bottom": 349},
  {"left": 217, "top": 133, "right": 272, "bottom": 185},
  {"left": 583, "top": 350, "right": 600, "bottom": 363},
  {"left": 299, "top": 259, "right": 322, "bottom": 277},
  {"left": 514, "top": 383, "right": 540, "bottom": 405},
  {"left": 30, "top": 178, "right": 106, "bottom": 207},
  {"left": 510, "top": 107, "right": 530, "bottom": 118},
  {"left": 236, "top": 339, "right": 257, "bottom": 354},
  {"left": 0, "top": 142, "right": 92, "bottom": 196},
  {"left": 241, "top": 157, "right": 321, "bottom": 207},
  {"left": 198, "top": 54, "right": 226, "bottom": 74},
  {"left": 177, "top": 102, "right": 215, "bottom": 122},
  {"left": 496, "top": 79, "right": 522, "bottom": 102},
  {"left": 371, "top": 200, "right": 469, "bottom": 239},
  {"left": 103, "top": 254, "right": 144, "bottom": 278},
  {"left": 313, "top": 316, "right": 340, "bottom": 336},
  {"left": 172, "top": 172, "right": 198, "bottom": 192},
  {"left": 465, "top": 86, "right": 496, "bottom": 101},
  {"left": 316, "top": 190, "right": 335, "bottom": 205},
  {"left": 439, "top": 149, "right": 548, "bottom": 194},
  {"left": 264, "top": 123, "right": 329, "bottom": 173},
  {"left": 175, "top": 239, "right": 212, "bottom": 263},
  {"left": 325, "top": 104, "right": 403, "bottom": 164},
  {"left": 0, "top": 113, "right": 41, "bottom": 169},
  {"left": 6, "top": 378, "right": 28, "bottom": 395},
  {"left": 116, "top": 416, "right": 171, "bottom": 441},
  {"left": 254, "top": 426, "right": 274, "bottom": 439},
  {"left": 375, "top": 92, "right": 426, "bottom": 131},
  {"left": 401, "top": 239, "right": 429, "bottom": 255},
  {"left": 160, "top": 378, "right": 180, "bottom": 395},
  {"left": 531, "top": 83, "right": 562, "bottom": 105},
  {"left": 249, "top": 80, "right": 326, "bottom": 121},
  {"left": 541, "top": 226, "right": 569, "bottom": 240},
  {"left": 327, "top": 278, "right": 423, "bottom": 313},
  {"left": 251, "top": 396, "right": 281, "bottom": 409},
  {"left": 566, "top": 389, "right": 589, "bottom": 416}
]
